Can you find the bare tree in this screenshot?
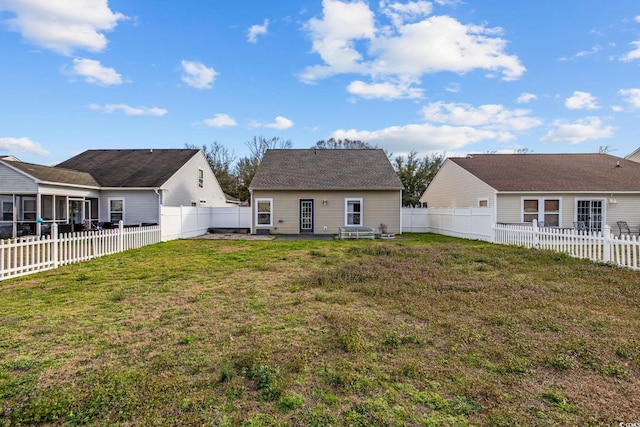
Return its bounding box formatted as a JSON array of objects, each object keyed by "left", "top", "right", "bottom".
[
  {"left": 514, "top": 148, "right": 533, "bottom": 154},
  {"left": 598, "top": 145, "right": 616, "bottom": 154},
  {"left": 235, "top": 136, "right": 292, "bottom": 202},
  {"left": 311, "top": 138, "right": 374, "bottom": 149},
  {"left": 186, "top": 142, "right": 238, "bottom": 198}
]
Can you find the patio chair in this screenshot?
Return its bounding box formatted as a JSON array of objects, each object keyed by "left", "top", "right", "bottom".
[
  {"left": 616, "top": 221, "right": 632, "bottom": 237},
  {"left": 573, "top": 221, "right": 587, "bottom": 232}
]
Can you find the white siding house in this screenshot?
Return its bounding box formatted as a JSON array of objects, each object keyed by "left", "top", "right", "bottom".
[{"left": 0, "top": 149, "right": 229, "bottom": 238}]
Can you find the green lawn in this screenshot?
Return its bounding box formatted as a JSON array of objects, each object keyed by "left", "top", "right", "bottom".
[{"left": 0, "top": 234, "right": 638, "bottom": 426}]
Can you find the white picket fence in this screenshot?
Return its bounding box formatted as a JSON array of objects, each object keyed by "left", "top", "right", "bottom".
[
  {"left": 0, "top": 221, "right": 161, "bottom": 281},
  {"left": 494, "top": 221, "right": 640, "bottom": 270}
]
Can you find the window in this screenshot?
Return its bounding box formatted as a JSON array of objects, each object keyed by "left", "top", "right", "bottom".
[
  {"left": 22, "top": 198, "right": 36, "bottom": 221},
  {"left": 345, "top": 198, "right": 363, "bottom": 226},
  {"left": 522, "top": 198, "right": 560, "bottom": 227},
  {"left": 198, "top": 168, "right": 204, "bottom": 188},
  {"left": 56, "top": 197, "right": 67, "bottom": 222},
  {"left": 41, "top": 195, "right": 54, "bottom": 220},
  {"left": 2, "top": 200, "right": 13, "bottom": 221},
  {"left": 478, "top": 198, "right": 489, "bottom": 207},
  {"left": 256, "top": 198, "right": 272, "bottom": 226},
  {"left": 109, "top": 199, "right": 124, "bottom": 223}
]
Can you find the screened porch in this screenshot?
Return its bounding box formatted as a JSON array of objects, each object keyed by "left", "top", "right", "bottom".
[{"left": 0, "top": 194, "right": 99, "bottom": 239}]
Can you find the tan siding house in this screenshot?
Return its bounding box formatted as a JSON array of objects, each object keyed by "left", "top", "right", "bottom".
[
  {"left": 421, "top": 153, "right": 640, "bottom": 234},
  {"left": 249, "top": 149, "right": 404, "bottom": 235}
]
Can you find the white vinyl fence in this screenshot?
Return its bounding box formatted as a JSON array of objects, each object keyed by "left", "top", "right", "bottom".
[
  {"left": 402, "top": 207, "right": 494, "bottom": 241},
  {"left": 494, "top": 221, "right": 640, "bottom": 270},
  {"left": 1, "top": 221, "right": 161, "bottom": 281},
  {"left": 161, "top": 206, "right": 251, "bottom": 241}
]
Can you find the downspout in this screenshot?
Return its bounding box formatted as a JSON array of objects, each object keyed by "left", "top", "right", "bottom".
[
  {"left": 399, "top": 190, "right": 403, "bottom": 234},
  {"left": 154, "top": 188, "right": 162, "bottom": 238},
  {"left": 492, "top": 190, "right": 498, "bottom": 243},
  {"left": 249, "top": 189, "right": 254, "bottom": 234}
]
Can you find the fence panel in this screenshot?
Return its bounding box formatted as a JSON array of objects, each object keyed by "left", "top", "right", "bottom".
[
  {"left": 413, "top": 207, "right": 494, "bottom": 241},
  {"left": 161, "top": 205, "right": 251, "bottom": 241},
  {"left": 0, "top": 222, "right": 161, "bottom": 281},
  {"left": 493, "top": 221, "right": 640, "bottom": 270}
]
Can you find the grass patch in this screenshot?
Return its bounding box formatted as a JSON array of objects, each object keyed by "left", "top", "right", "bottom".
[{"left": 0, "top": 235, "right": 639, "bottom": 425}]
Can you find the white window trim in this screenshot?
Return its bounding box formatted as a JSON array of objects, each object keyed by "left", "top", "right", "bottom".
[
  {"left": 478, "top": 197, "right": 489, "bottom": 208},
  {"left": 108, "top": 198, "right": 125, "bottom": 223},
  {"left": 520, "top": 197, "right": 562, "bottom": 227},
  {"left": 198, "top": 168, "right": 204, "bottom": 188},
  {"left": 255, "top": 198, "right": 273, "bottom": 227},
  {"left": 574, "top": 198, "right": 607, "bottom": 229},
  {"left": 345, "top": 198, "right": 363, "bottom": 226}
]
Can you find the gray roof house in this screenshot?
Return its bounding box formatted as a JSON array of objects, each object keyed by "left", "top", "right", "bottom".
[
  {"left": 420, "top": 153, "right": 640, "bottom": 233},
  {"left": 249, "top": 149, "right": 404, "bottom": 235},
  {"left": 0, "top": 149, "right": 228, "bottom": 238}
]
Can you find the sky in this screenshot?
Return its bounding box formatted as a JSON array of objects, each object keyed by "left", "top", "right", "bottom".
[{"left": 2, "top": 0, "right": 640, "bottom": 166}]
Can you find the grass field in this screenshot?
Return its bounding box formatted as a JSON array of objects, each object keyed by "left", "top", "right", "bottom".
[{"left": 0, "top": 234, "right": 638, "bottom": 426}]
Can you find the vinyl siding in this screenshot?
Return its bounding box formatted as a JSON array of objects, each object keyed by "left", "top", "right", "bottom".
[
  {"left": 100, "top": 190, "right": 159, "bottom": 225},
  {"left": 252, "top": 190, "right": 402, "bottom": 234},
  {"left": 497, "top": 192, "right": 640, "bottom": 230},
  {"left": 162, "top": 152, "right": 229, "bottom": 207},
  {"left": 421, "top": 160, "right": 496, "bottom": 208},
  {"left": 0, "top": 163, "right": 38, "bottom": 193}
]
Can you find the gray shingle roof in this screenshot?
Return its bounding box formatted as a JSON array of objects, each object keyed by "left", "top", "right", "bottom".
[
  {"left": 451, "top": 153, "right": 640, "bottom": 192},
  {"left": 249, "top": 149, "right": 404, "bottom": 190},
  {"left": 3, "top": 159, "right": 100, "bottom": 187},
  {"left": 56, "top": 149, "right": 199, "bottom": 187}
]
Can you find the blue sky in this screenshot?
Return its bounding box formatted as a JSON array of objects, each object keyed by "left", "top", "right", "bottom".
[{"left": 2, "top": 0, "right": 640, "bottom": 165}]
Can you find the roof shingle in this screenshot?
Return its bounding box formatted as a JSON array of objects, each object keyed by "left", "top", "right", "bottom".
[
  {"left": 56, "top": 149, "right": 199, "bottom": 187},
  {"left": 451, "top": 153, "right": 640, "bottom": 192},
  {"left": 4, "top": 159, "right": 99, "bottom": 187},
  {"left": 249, "top": 149, "right": 404, "bottom": 190}
]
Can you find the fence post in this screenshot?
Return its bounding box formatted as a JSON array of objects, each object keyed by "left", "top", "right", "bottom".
[
  {"left": 532, "top": 219, "right": 539, "bottom": 248},
  {"left": 603, "top": 225, "right": 611, "bottom": 263},
  {"left": 118, "top": 220, "right": 124, "bottom": 252},
  {"left": 52, "top": 222, "right": 59, "bottom": 269}
]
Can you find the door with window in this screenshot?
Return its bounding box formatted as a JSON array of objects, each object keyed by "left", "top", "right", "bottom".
[
  {"left": 576, "top": 199, "right": 603, "bottom": 232},
  {"left": 299, "top": 199, "right": 314, "bottom": 233}
]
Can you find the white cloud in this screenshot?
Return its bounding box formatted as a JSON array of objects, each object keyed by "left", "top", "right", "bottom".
[
  {"left": 347, "top": 80, "right": 423, "bottom": 99},
  {"left": 445, "top": 82, "right": 460, "bottom": 93},
  {"left": 565, "top": 91, "right": 599, "bottom": 110},
  {"left": 421, "top": 102, "right": 542, "bottom": 131},
  {"left": 68, "top": 58, "right": 122, "bottom": 86},
  {"left": 619, "top": 88, "right": 640, "bottom": 108},
  {"left": 517, "top": 92, "right": 537, "bottom": 104},
  {"left": 541, "top": 117, "right": 614, "bottom": 144},
  {"left": 621, "top": 41, "right": 640, "bottom": 62},
  {"left": 248, "top": 19, "right": 269, "bottom": 43},
  {"left": 301, "top": 0, "right": 525, "bottom": 92},
  {"left": 180, "top": 60, "right": 217, "bottom": 89},
  {"left": 621, "top": 17, "right": 640, "bottom": 61},
  {"left": 265, "top": 116, "right": 294, "bottom": 130},
  {"left": 329, "top": 100, "right": 543, "bottom": 153},
  {"left": 301, "top": 0, "right": 376, "bottom": 82},
  {"left": 90, "top": 103, "right": 167, "bottom": 116},
  {"left": 0, "top": 0, "right": 126, "bottom": 55},
  {"left": 203, "top": 114, "right": 237, "bottom": 128},
  {"left": 380, "top": 1, "right": 433, "bottom": 27},
  {"left": 0, "top": 137, "right": 50, "bottom": 156},
  {"left": 331, "top": 123, "right": 504, "bottom": 153}
]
